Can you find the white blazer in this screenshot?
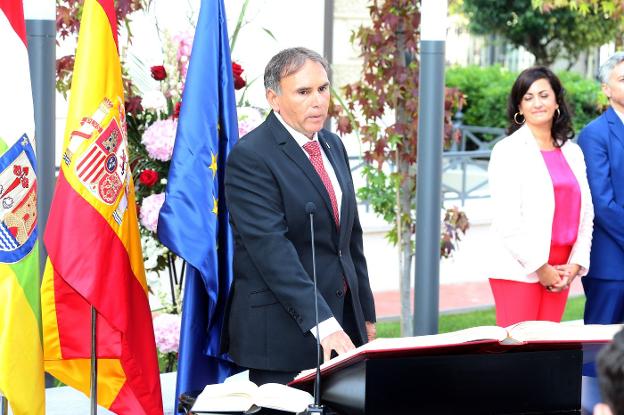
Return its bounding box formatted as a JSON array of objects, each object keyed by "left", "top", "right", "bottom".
[{"left": 487, "top": 125, "right": 594, "bottom": 282}]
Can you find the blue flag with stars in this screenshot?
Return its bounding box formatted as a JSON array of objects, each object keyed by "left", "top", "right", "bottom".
[{"left": 157, "top": 0, "right": 239, "bottom": 410}]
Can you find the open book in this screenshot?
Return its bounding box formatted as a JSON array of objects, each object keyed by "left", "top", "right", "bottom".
[
  {"left": 292, "top": 320, "right": 622, "bottom": 385},
  {"left": 191, "top": 379, "right": 314, "bottom": 414}
]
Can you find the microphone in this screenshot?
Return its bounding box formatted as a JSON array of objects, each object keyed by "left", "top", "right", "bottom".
[{"left": 305, "top": 202, "right": 325, "bottom": 415}]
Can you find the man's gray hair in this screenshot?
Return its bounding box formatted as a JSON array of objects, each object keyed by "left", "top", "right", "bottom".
[
  {"left": 599, "top": 52, "right": 624, "bottom": 84},
  {"left": 264, "top": 47, "right": 329, "bottom": 94}
]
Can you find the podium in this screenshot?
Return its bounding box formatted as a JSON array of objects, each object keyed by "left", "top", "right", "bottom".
[
  {"left": 182, "top": 322, "right": 618, "bottom": 414},
  {"left": 296, "top": 347, "right": 585, "bottom": 415}
]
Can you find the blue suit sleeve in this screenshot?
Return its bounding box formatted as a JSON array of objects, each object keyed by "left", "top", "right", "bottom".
[{"left": 578, "top": 126, "right": 624, "bottom": 252}]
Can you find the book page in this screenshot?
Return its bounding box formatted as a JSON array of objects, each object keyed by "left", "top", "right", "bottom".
[
  {"left": 254, "top": 383, "right": 314, "bottom": 413},
  {"left": 507, "top": 321, "right": 623, "bottom": 343},
  {"left": 295, "top": 325, "right": 507, "bottom": 381},
  {"left": 191, "top": 380, "right": 257, "bottom": 413}
]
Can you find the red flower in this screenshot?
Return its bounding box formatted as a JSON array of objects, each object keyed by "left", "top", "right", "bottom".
[
  {"left": 150, "top": 65, "right": 167, "bottom": 81},
  {"left": 232, "top": 61, "right": 246, "bottom": 90},
  {"left": 173, "top": 101, "right": 182, "bottom": 119},
  {"left": 139, "top": 169, "right": 159, "bottom": 187}
]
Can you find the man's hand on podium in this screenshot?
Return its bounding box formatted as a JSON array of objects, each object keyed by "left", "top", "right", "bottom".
[
  {"left": 366, "top": 321, "right": 376, "bottom": 342},
  {"left": 321, "top": 330, "right": 355, "bottom": 362}
]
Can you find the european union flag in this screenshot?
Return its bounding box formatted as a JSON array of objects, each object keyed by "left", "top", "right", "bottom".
[{"left": 157, "top": 0, "right": 239, "bottom": 411}]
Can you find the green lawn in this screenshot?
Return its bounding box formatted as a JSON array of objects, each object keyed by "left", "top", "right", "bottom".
[{"left": 377, "top": 295, "right": 586, "bottom": 338}]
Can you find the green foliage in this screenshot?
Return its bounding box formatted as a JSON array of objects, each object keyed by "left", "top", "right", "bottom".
[
  {"left": 462, "top": 0, "right": 620, "bottom": 66},
  {"left": 356, "top": 165, "right": 398, "bottom": 242},
  {"left": 333, "top": 0, "right": 466, "bottom": 336},
  {"left": 445, "top": 65, "right": 515, "bottom": 129},
  {"left": 332, "top": 0, "right": 464, "bottom": 249},
  {"left": 158, "top": 351, "right": 178, "bottom": 373},
  {"left": 445, "top": 65, "right": 607, "bottom": 134},
  {"left": 376, "top": 295, "right": 586, "bottom": 337},
  {"left": 532, "top": 0, "right": 624, "bottom": 19},
  {"left": 558, "top": 71, "right": 609, "bottom": 132},
  {"left": 333, "top": 0, "right": 419, "bottom": 258}
]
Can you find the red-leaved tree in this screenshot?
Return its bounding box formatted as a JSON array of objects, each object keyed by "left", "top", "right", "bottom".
[
  {"left": 332, "top": 0, "right": 467, "bottom": 335},
  {"left": 56, "top": 0, "right": 144, "bottom": 95}
]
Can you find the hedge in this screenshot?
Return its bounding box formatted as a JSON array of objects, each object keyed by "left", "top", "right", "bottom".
[{"left": 445, "top": 65, "right": 608, "bottom": 136}]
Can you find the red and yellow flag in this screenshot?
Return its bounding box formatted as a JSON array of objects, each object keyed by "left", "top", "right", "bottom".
[{"left": 40, "top": 0, "right": 163, "bottom": 413}]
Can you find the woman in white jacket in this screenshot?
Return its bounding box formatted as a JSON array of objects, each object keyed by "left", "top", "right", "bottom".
[{"left": 488, "top": 67, "right": 594, "bottom": 327}]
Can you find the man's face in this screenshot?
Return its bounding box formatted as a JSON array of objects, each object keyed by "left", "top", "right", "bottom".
[
  {"left": 602, "top": 61, "right": 624, "bottom": 114},
  {"left": 267, "top": 59, "right": 330, "bottom": 138}
]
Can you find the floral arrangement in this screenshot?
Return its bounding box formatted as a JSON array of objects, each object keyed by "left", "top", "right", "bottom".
[
  {"left": 57, "top": 1, "right": 269, "bottom": 371},
  {"left": 152, "top": 313, "right": 182, "bottom": 373},
  {"left": 125, "top": 32, "right": 257, "bottom": 273}
]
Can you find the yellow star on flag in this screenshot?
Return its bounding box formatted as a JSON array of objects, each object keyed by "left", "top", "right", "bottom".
[
  {"left": 212, "top": 196, "right": 218, "bottom": 215},
  {"left": 209, "top": 152, "right": 218, "bottom": 177}
]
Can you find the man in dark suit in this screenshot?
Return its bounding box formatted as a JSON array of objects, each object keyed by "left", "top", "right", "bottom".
[
  {"left": 223, "top": 47, "right": 376, "bottom": 385},
  {"left": 578, "top": 52, "right": 624, "bottom": 326}
]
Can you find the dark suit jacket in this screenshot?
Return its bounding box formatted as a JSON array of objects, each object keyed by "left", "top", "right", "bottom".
[
  {"left": 578, "top": 106, "right": 624, "bottom": 280},
  {"left": 223, "top": 112, "right": 376, "bottom": 372}
]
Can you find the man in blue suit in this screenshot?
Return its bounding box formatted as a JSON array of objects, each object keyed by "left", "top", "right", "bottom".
[{"left": 578, "top": 52, "right": 624, "bottom": 325}]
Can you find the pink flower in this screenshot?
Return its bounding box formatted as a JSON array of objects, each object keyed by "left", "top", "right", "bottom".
[
  {"left": 140, "top": 193, "right": 165, "bottom": 232},
  {"left": 173, "top": 31, "right": 194, "bottom": 59},
  {"left": 153, "top": 313, "right": 181, "bottom": 354},
  {"left": 141, "top": 119, "right": 178, "bottom": 162},
  {"left": 173, "top": 31, "right": 194, "bottom": 78},
  {"left": 237, "top": 106, "right": 264, "bottom": 137}
]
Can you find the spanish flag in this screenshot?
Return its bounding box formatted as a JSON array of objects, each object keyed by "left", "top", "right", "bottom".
[
  {"left": 40, "top": 0, "right": 163, "bottom": 413},
  {"left": 0, "top": 1, "right": 44, "bottom": 414}
]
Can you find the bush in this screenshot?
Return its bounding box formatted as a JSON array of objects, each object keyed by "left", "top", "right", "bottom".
[
  {"left": 558, "top": 71, "right": 608, "bottom": 133},
  {"left": 445, "top": 65, "right": 607, "bottom": 136},
  {"left": 445, "top": 65, "right": 515, "bottom": 129}
]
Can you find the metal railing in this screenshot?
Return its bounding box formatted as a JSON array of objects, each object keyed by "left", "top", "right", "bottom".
[
  {"left": 442, "top": 113, "right": 505, "bottom": 205},
  {"left": 348, "top": 113, "right": 506, "bottom": 207}
]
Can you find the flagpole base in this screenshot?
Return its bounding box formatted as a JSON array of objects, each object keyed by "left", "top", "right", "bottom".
[{"left": 305, "top": 404, "right": 325, "bottom": 414}]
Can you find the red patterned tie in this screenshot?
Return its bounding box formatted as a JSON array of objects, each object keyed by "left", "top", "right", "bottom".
[{"left": 303, "top": 140, "right": 340, "bottom": 227}]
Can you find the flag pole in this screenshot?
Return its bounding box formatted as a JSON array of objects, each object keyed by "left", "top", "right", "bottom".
[
  {"left": 90, "top": 306, "right": 97, "bottom": 415},
  {"left": 167, "top": 252, "right": 178, "bottom": 312},
  {"left": 0, "top": 394, "right": 8, "bottom": 415}
]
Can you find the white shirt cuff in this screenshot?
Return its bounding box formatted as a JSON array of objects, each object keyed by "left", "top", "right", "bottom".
[{"left": 310, "top": 317, "right": 342, "bottom": 341}]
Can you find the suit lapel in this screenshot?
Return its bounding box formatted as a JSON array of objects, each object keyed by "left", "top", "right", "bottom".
[
  {"left": 606, "top": 106, "right": 624, "bottom": 150},
  {"left": 318, "top": 132, "right": 350, "bottom": 244},
  {"left": 267, "top": 113, "right": 339, "bottom": 233}
]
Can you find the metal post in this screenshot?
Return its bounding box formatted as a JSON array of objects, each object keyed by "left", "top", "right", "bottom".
[
  {"left": 323, "top": 0, "right": 334, "bottom": 131},
  {"left": 0, "top": 395, "right": 7, "bottom": 415},
  {"left": 90, "top": 306, "right": 98, "bottom": 414},
  {"left": 413, "top": 0, "right": 447, "bottom": 336},
  {"left": 24, "top": 0, "right": 55, "bottom": 276}
]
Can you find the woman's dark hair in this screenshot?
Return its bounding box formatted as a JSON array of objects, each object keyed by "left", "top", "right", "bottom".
[{"left": 506, "top": 66, "right": 574, "bottom": 147}]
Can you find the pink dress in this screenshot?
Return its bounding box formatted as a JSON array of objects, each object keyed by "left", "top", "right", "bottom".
[{"left": 541, "top": 148, "right": 581, "bottom": 265}]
